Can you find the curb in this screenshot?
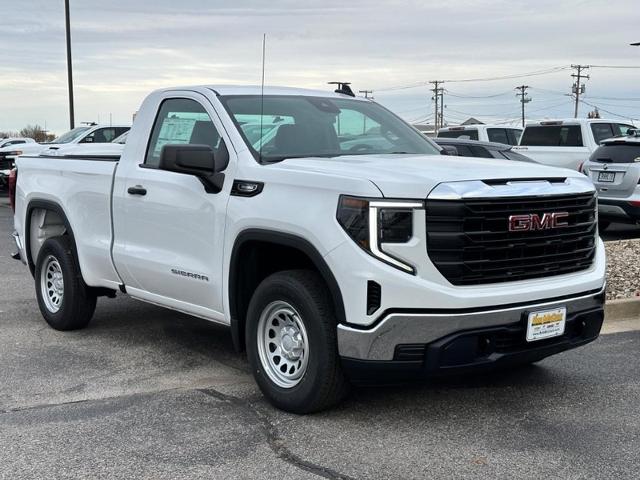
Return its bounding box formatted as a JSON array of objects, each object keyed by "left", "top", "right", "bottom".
[{"left": 605, "top": 297, "right": 640, "bottom": 321}]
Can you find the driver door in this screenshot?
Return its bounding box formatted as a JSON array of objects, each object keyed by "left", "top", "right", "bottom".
[{"left": 112, "top": 92, "right": 234, "bottom": 320}]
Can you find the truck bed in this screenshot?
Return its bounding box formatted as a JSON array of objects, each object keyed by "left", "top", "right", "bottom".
[{"left": 14, "top": 154, "right": 122, "bottom": 289}]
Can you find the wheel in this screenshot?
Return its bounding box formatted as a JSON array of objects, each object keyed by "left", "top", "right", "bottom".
[
  {"left": 246, "top": 270, "right": 349, "bottom": 413},
  {"left": 34, "top": 236, "right": 97, "bottom": 331},
  {"left": 598, "top": 220, "right": 610, "bottom": 232}
]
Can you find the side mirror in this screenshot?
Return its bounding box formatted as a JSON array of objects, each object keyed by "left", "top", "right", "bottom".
[
  {"left": 440, "top": 145, "right": 459, "bottom": 156},
  {"left": 159, "top": 144, "right": 225, "bottom": 193}
]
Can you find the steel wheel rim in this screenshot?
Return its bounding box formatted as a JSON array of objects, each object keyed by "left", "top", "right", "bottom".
[
  {"left": 41, "top": 255, "right": 64, "bottom": 313},
  {"left": 257, "top": 301, "right": 309, "bottom": 389}
]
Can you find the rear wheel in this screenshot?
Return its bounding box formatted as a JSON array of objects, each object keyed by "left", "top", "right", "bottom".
[
  {"left": 35, "top": 236, "right": 97, "bottom": 331},
  {"left": 246, "top": 270, "right": 349, "bottom": 413}
]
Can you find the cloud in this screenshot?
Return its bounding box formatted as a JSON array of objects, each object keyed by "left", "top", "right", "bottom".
[{"left": 1, "top": 0, "right": 638, "bottom": 133}]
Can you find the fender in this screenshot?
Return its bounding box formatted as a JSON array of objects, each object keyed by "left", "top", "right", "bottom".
[
  {"left": 229, "top": 229, "right": 346, "bottom": 352},
  {"left": 24, "top": 199, "right": 81, "bottom": 277}
]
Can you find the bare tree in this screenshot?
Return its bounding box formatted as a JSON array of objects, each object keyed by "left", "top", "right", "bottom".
[
  {"left": 0, "top": 130, "right": 19, "bottom": 139},
  {"left": 19, "top": 124, "right": 55, "bottom": 142}
]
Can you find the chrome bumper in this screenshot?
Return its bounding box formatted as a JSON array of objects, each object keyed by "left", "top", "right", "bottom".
[{"left": 337, "top": 287, "right": 606, "bottom": 361}]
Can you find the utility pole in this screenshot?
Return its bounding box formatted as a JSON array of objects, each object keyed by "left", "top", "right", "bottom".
[
  {"left": 515, "top": 85, "right": 531, "bottom": 127},
  {"left": 358, "top": 90, "right": 373, "bottom": 134},
  {"left": 430, "top": 80, "right": 445, "bottom": 133},
  {"left": 64, "top": 0, "right": 75, "bottom": 129},
  {"left": 571, "top": 65, "right": 589, "bottom": 118}
]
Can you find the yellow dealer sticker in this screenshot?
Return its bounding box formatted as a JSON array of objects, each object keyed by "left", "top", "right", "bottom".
[{"left": 526, "top": 307, "right": 567, "bottom": 342}]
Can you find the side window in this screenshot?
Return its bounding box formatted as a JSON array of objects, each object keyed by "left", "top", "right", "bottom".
[
  {"left": 507, "top": 129, "right": 522, "bottom": 145},
  {"left": 145, "top": 98, "right": 224, "bottom": 167},
  {"left": 82, "top": 128, "right": 117, "bottom": 143},
  {"left": 487, "top": 128, "right": 509, "bottom": 144},
  {"left": 590, "top": 123, "right": 614, "bottom": 144},
  {"left": 452, "top": 144, "right": 474, "bottom": 157},
  {"left": 114, "top": 127, "right": 130, "bottom": 139},
  {"left": 613, "top": 123, "right": 635, "bottom": 136},
  {"left": 470, "top": 146, "right": 494, "bottom": 158}
]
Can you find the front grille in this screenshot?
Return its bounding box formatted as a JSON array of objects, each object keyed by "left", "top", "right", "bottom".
[{"left": 425, "top": 192, "right": 597, "bottom": 285}]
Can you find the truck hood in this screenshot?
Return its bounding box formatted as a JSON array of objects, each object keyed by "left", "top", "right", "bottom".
[{"left": 277, "top": 154, "right": 579, "bottom": 198}]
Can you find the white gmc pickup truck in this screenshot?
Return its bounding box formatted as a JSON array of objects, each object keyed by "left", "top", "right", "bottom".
[
  {"left": 12, "top": 85, "right": 606, "bottom": 413},
  {"left": 514, "top": 118, "right": 636, "bottom": 170}
]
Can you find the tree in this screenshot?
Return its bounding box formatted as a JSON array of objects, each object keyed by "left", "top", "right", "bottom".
[
  {"left": 19, "top": 124, "right": 55, "bottom": 142},
  {"left": 0, "top": 130, "right": 19, "bottom": 139}
]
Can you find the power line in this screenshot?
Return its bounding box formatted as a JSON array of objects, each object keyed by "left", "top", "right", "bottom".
[
  {"left": 374, "top": 66, "right": 569, "bottom": 92},
  {"left": 589, "top": 65, "right": 640, "bottom": 69},
  {"left": 445, "top": 90, "right": 511, "bottom": 99},
  {"left": 445, "top": 66, "right": 570, "bottom": 83},
  {"left": 579, "top": 99, "right": 639, "bottom": 122}
]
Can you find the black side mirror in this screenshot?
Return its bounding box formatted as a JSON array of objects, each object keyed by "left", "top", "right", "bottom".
[
  {"left": 159, "top": 144, "right": 225, "bottom": 193},
  {"left": 440, "top": 145, "right": 459, "bottom": 156}
]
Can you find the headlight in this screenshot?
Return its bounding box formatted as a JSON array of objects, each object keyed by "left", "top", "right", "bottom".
[
  {"left": 337, "top": 196, "right": 423, "bottom": 274},
  {"left": 5, "top": 150, "right": 23, "bottom": 157}
]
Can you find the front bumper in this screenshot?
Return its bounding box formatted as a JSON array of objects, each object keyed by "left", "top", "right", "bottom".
[
  {"left": 599, "top": 198, "right": 640, "bottom": 223},
  {"left": 338, "top": 287, "right": 605, "bottom": 383}
]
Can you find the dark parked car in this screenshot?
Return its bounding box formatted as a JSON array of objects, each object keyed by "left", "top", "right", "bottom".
[{"left": 434, "top": 137, "right": 536, "bottom": 163}]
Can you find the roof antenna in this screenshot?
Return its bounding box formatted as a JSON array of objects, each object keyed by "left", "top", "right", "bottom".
[
  {"left": 328, "top": 81, "right": 355, "bottom": 97},
  {"left": 259, "top": 33, "right": 266, "bottom": 163}
]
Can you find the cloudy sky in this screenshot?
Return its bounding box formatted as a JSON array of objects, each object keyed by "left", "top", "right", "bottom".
[{"left": 1, "top": 0, "right": 638, "bottom": 135}]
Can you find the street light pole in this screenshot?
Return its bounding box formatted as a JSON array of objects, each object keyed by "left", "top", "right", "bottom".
[{"left": 64, "top": 0, "right": 75, "bottom": 129}]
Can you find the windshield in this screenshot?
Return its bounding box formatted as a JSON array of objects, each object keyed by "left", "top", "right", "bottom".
[
  {"left": 220, "top": 95, "right": 440, "bottom": 162},
  {"left": 53, "top": 127, "right": 91, "bottom": 144}
]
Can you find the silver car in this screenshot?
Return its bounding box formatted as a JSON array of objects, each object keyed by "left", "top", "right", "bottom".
[{"left": 583, "top": 132, "right": 640, "bottom": 230}]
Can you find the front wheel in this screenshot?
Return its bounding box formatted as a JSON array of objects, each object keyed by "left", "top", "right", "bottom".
[
  {"left": 35, "top": 236, "right": 97, "bottom": 331},
  {"left": 246, "top": 270, "right": 349, "bottom": 413}
]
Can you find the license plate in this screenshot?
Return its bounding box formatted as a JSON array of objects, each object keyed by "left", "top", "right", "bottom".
[
  {"left": 597, "top": 171, "right": 615, "bottom": 183},
  {"left": 526, "top": 307, "right": 566, "bottom": 342}
]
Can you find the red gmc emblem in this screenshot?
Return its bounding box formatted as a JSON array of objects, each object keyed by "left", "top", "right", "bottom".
[{"left": 508, "top": 212, "right": 569, "bottom": 232}]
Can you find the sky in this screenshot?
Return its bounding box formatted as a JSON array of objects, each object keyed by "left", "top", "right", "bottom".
[{"left": 0, "top": 0, "right": 638, "bottom": 136}]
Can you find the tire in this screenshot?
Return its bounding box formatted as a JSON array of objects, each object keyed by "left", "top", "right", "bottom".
[
  {"left": 598, "top": 220, "right": 610, "bottom": 232},
  {"left": 246, "top": 270, "right": 349, "bottom": 413},
  {"left": 34, "top": 236, "right": 97, "bottom": 331}
]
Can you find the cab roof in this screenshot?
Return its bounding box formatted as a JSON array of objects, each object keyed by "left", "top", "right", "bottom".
[{"left": 154, "top": 85, "right": 368, "bottom": 100}]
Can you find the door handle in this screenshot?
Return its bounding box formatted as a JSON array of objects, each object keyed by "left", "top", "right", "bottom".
[{"left": 127, "top": 185, "right": 147, "bottom": 196}]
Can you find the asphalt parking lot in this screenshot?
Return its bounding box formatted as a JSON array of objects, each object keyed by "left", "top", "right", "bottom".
[{"left": 1, "top": 199, "right": 640, "bottom": 479}]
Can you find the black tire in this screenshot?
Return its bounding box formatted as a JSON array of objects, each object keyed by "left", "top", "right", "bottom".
[
  {"left": 34, "top": 236, "right": 97, "bottom": 331},
  {"left": 598, "top": 220, "right": 610, "bottom": 232},
  {"left": 246, "top": 270, "right": 349, "bottom": 413}
]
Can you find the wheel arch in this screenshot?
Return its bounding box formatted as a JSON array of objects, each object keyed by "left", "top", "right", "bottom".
[
  {"left": 228, "top": 229, "right": 346, "bottom": 352},
  {"left": 24, "top": 199, "right": 80, "bottom": 277}
]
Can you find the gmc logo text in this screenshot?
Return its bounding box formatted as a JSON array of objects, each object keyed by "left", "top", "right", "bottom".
[{"left": 508, "top": 212, "right": 569, "bottom": 232}]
